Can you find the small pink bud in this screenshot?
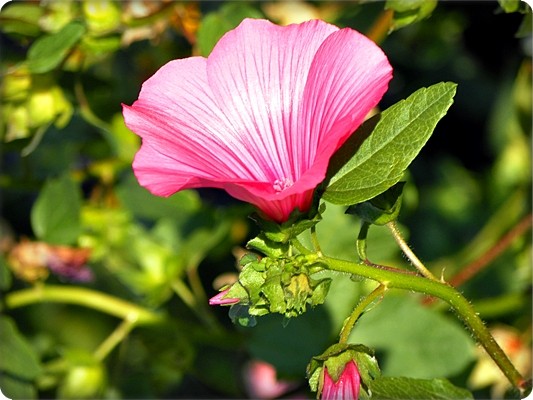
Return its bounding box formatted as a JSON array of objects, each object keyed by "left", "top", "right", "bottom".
[
  {"left": 321, "top": 361, "right": 360, "bottom": 400},
  {"left": 208, "top": 289, "right": 240, "bottom": 306}
]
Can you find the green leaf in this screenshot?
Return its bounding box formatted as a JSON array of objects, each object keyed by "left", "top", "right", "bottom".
[
  {"left": 370, "top": 377, "right": 473, "bottom": 399},
  {"left": 0, "top": 3, "right": 43, "bottom": 37},
  {"left": 349, "top": 294, "right": 475, "bottom": 378},
  {"left": 27, "top": 21, "right": 86, "bottom": 73},
  {"left": 385, "top": 0, "right": 438, "bottom": 31},
  {"left": 323, "top": 82, "right": 457, "bottom": 206},
  {"left": 0, "top": 316, "right": 41, "bottom": 381},
  {"left": 0, "top": 254, "right": 12, "bottom": 290},
  {"left": 31, "top": 174, "right": 82, "bottom": 245},
  {"left": 0, "top": 374, "right": 37, "bottom": 400},
  {"left": 498, "top": 0, "right": 522, "bottom": 13},
  {"left": 116, "top": 173, "right": 200, "bottom": 221},
  {"left": 247, "top": 234, "right": 288, "bottom": 258},
  {"left": 196, "top": 3, "right": 262, "bottom": 56}
]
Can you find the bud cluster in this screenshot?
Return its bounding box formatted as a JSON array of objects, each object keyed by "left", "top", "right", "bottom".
[{"left": 221, "top": 252, "right": 331, "bottom": 321}]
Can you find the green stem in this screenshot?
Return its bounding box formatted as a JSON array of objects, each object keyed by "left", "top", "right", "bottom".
[
  {"left": 356, "top": 221, "right": 370, "bottom": 261},
  {"left": 187, "top": 266, "right": 208, "bottom": 303},
  {"left": 310, "top": 226, "right": 323, "bottom": 255},
  {"left": 387, "top": 221, "right": 438, "bottom": 281},
  {"left": 339, "top": 284, "right": 387, "bottom": 344},
  {"left": 320, "top": 255, "right": 528, "bottom": 392},
  {"left": 94, "top": 316, "right": 137, "bottom": 362},
  {"left": 4, "top": 285, "right": 162, "bottom": 325},
  {"left": 171, "top": 279, "right": 197, "bottom": 310},
  {"left": 292, "top": 237, "right": 312, "bottom": 255},
  {"left": 171, "top": 279, "right": 222, "bottom": 331}
]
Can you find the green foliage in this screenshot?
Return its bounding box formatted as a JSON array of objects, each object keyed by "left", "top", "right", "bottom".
[
  {"left": 226, "top": 252, "right": 331, "bottom": 320},
  {"left": 349, "top": 294, "right": 476, "bottom": 378},
  {"left": 347, "top": 182, "right": 406, "bottom": 225},
  {"left": 0, "top": 1, "right": 530, "bottom": 399},
  {"left": 0, "top": 316, "right": 41, "bottom": 399},
  {"left": 370, "top": 377, "right": 474, "bottom": 399},
  {"left": 497, "top": 0, "right": 531, "bottom": 14},
  {"left": 323, "top": 82, "right": 457, "bottom": 206},
  {"left": 307, "top": 343, "right": 473, "bottom": 399},
  {"left": 0, "top": 3, "right": 43, "bottom": 37},
  {"left": 0, "top": 255, "right": 12, "bottom": 290},
  {"left": 30, "top": 174, "right": 82, "bottom": 245},
  {"left": 385, "top": 0, "right": 438, "bottom": 31},
  {"left": 27, "top": 22, "right": 86, "bottom": 73}
]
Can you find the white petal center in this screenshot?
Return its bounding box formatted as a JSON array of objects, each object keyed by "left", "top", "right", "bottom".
[{"left": 273, "top": 177, "right": 294, "bottom": 193}]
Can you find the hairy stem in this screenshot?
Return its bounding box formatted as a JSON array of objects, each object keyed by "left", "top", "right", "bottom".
[
  {"left": 339, "top": 284, "right": 387, "bottom": 344},
  {"left": 387, "top": 221, "right": 438, "bottom": 281},
  {"left": 320, "top": 255, "right": 528, "bottom": 392}
]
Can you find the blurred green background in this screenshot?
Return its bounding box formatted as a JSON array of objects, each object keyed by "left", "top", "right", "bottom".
[{"left": 0, "top": 1, "right": 531, "bottom": 399}]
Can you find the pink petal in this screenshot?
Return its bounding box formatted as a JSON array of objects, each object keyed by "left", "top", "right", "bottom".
[
  {"left": 123, "top": 18, "right": 392, "bottom": 222},
  {"left": 321, "top": 362, "right": 361, "bottom": 400},
  {"left": 243, "top": 360, "right": 298, "bottom": 399},
  {"left": 300, "top": 27, "right": 393, "bottom": 178},
  {"left": 209, "top": 289, "right": 240, "bottom": 306},
  {"left": 123, "top": 57, "right": 270, "bottom": 196},
  {"left": 207, "top": 19, "right": 340, "bottom": 186}
]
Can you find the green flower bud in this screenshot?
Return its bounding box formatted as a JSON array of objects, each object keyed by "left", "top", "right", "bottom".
[
  {"left": 39, "top": 1, "right": 78, "bottom": 33},
  {"left": 27, "top": 82, "right": 73, "bottom": 129},
  {"left": 307, "top": 343, "right": 380, "bottom": 399},
  {"left": 82, "top": 1, "right": 122, "bottom": 36},
  {"left": 58, "top": 363, "right": 106, "bottom": 399},
  {"left": 225, "top": 253, "right": 331, "bottom": 322},
  {"left": 2, "top": 103, "right": 30, "bottom": 141},
  {"left": 1, "top": 67, "right": 31, "bottom": 101}
]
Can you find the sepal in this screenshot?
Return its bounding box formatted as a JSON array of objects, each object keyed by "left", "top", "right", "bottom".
[
  {"left": 249, "top": 203, "right": 325, "bottom": 245},
  {"left": 307, "top": 343, "right": 380, "bottom": 399},
  {"left": 347, "top": 182, "right": 405, "bottom": 225}
]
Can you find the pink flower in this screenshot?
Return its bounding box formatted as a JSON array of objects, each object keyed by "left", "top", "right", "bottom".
[
  {"left": 321, "top": 361, "right": 361, "bottom": 400},
  {"left": 208, "top": 289, "right": 240, "bottom": 306},
  {"left": 243, "top": 359, "right": 299, "bottom": 399},
  {"left": 123, "top": 18, "right": 392, "bottom": 222}
]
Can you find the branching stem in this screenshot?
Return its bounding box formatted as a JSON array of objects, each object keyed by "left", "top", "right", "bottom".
[{"left": 319, "top": 255, "right": 528, "bottom": 393}]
